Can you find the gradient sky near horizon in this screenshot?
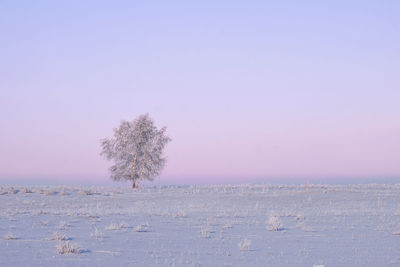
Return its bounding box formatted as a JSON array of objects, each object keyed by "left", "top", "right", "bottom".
[{"left": 1, "top": 1, "right": 399, "bottom": 184}]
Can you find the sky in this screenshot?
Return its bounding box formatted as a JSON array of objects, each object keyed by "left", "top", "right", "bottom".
[{"left": 1, "top": 1, "right": 399, "bottom": 185}]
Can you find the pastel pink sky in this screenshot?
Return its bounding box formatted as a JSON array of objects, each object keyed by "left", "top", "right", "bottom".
[{"left": 1, "top": 1, "right": 399, "bottom": 184}]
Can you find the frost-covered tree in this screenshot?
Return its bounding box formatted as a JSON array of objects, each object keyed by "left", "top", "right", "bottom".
[{"left": 100, "top": 114, "right": 171, "bottom": 188}]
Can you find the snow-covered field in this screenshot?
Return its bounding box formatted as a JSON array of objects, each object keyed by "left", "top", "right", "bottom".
[{"left": 1, "top": 184, "right": 400, "bottom": 266}]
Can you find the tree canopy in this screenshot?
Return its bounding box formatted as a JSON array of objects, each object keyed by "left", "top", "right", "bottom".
[{"left": 100, "top": 114, "right": 171, "bottom": 188}]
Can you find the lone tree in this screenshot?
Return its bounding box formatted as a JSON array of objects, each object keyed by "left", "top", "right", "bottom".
[{"left": 100, "top": 114, "right": 171, "bottom": 188}]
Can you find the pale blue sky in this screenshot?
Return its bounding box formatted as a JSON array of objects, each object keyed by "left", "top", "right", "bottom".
[{"left": 1, "top": 1, "right": 399, "bottom": 184}]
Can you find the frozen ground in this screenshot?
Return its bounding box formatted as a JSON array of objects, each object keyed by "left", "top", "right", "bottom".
[{"left": 1, "top": 184, "right": 400, "bottom": 266}]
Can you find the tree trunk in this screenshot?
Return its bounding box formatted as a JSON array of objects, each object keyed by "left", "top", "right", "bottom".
[
  {"left": 132, "top": 175, "right": 137, "bottom": 188},
  {"left": 132, "top": 129, "right": 142, "bottom": 189},
  {"left": 132, "top": 153, "right": 138, "bottom": 189}
]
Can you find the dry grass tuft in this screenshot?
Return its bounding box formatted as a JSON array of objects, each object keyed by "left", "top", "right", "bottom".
[
  {"left": 4, "top": 233, "right": 16, "bottom": 240},
  {"left": 22, "top": 188, "right": 33, "bottom": 193},
  {"left": 38, "top": 188, "right": 46, "bottom": 194},
  {"left": 105, "top": 222, "right": 130, "bottom": 230},
  {"left": 91, "top": 227, "right": 104, "bottom": 241},
  {"left": 105, "top": 223, "right": 120, "bottom": 230},
  {"left": 8, "top": 187, "right": 18, "bottom": 194},
  {"left": 200, "top": 227, "right": 211, "bottom": 238},
  {"left": 171, "top": 210, "right": 187, "bottom": 218},
  {"left": 81, "top": 190, "right": 92, "bottom": 196},
  {"left": 45, "top": 190, "right": 57, "bottom": 196},
  {"left": 134, "top": 223, "right": 149, "bottom": 232},
  {"left": 267, "top": 215, "right": 283, "bottom": 231},
  {"left": 52, "top": 232, "right": 69, "bottom": 241},
  {"left": 119, "top": 222, "right": 130, "bottom": 229},
  {"left": 56, "top": 241, "right": 81, "bottom": 254},
  {"left": 238, "top": 238, "right": 251, "bottom": 251}
]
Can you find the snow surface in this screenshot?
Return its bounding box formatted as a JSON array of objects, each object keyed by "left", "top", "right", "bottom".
[{"left": 1, "top": 184, "right": 400, "bottom": 266}]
